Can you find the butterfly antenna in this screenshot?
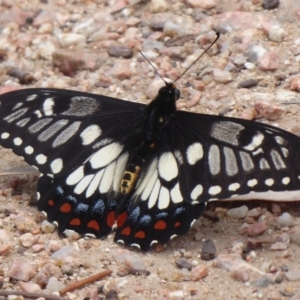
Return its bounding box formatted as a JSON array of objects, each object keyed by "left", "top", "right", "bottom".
[
  {"left": 139, "top": 51, "right": 168, "bottom": 85},
  {"left": 172, "top": 32, "right": 220, "bottom": 85}
]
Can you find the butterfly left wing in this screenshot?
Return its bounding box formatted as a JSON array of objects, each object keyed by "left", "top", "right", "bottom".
[
  {"left": 0, "top": 88, "right": 146, "bottom": 237},
  {"left": 114, "top": 110, "right": 300, "bottom": 250},
  {"left": 0, "top": 88, "right": 145, "bottom": 177}
]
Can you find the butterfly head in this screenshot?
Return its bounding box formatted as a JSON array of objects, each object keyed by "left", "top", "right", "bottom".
[{"left": 158, "top": 83, "right": 181, "bottom": 102}]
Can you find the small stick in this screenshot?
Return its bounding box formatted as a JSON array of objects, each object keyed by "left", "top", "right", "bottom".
[
  {"left": 0, "top": 291, "right": 63, "bottom": 300},
  {"left": 60, "top": 269, "right": 112, "bottom": 295}
]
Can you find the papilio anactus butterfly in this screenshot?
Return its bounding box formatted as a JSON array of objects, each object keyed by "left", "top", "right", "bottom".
[{"left": 0, "top": 34, "right": 299, "bottom": 250}]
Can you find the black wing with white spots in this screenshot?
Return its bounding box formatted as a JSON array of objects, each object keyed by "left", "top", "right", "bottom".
[{"left": 0, "top": 86, "right": 300, "bottom": 251}]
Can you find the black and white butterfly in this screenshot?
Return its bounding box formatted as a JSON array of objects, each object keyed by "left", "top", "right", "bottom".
[{"left": 0, "top": 83, "right": 300, "bottom": 250}]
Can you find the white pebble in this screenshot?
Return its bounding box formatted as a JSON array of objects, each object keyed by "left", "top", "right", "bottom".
[
  {"left": 278, "top": 212, "right": 294, "bottom": 227},
  {"left": 227, "top": 205, "right": 249, "bottom": 219}
]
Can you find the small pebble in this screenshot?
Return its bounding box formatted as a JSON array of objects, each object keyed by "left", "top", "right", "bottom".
[
  {"left": 277, "top": 212, "right": 294, "bottom": 227},
  {"left": 247, "top": 207, "right": 263, "bottom": 218},
  {"left": 262, "top": 0, "right": 280, "bottom": 10},
  {"left": 285, "top": 269, "right": 300, "bottom": 281},
  {"left": 213, "top": 68, "right": 233, "bottom": 83},
  {"left": 40, "top": 220, "right": 56, "bottom": 234},
  {"left": 270, "top": 242, "right": 287, "bottom": 250},
  {"left": 201, "top": 239, "right": 216, "bottom": 261},
  {"left": 175, "top": 258, "right": 193, "bottom": 270},
  {"left": 254, "top": 100, "right": 283, "bottom": 120},
  {"left": 268, "top": 25, "right": 287, "bottom": 42},
  {"left": 231, "top": 268, "right": 250, "bottom": 282},
  {"left": 247, "top": 222, "right": 267, "bottom": 237},
  {"left": 190, "top": 265, "right": 208, "bottom": 281},
  {"left": 251, "top": 276, "right": 274, "bottom": 288},
  {"left": 46, "top": 276, "right": 66, "bottom": 293},
  {"left": 238, "top": 79, "right": 258, "bottom": 88},
  {"left": 227, "top": 205, "right": 248, "bottom": 219}
]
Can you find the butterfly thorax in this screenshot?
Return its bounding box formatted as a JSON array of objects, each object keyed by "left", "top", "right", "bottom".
[{"left": 120, "top": 83, "right": 179, "bottom": 195}]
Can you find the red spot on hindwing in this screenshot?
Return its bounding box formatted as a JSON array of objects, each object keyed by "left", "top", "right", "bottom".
[
  {"left": 106, "top": 211, "right": 115, "bottom": 228},
  {"left": 87, "top": 220, "right": 100, "bottom": 231},
  {"left": 154, "top": 220, "right": 167, "bottom": 230},
  {"left": 69, "top": 218, "right": 81, "bottom": 226},
  {"left": 174, "top": 222, "right": 180, "bottom": 228},
  {"left": 60, "top": 203, "right": 72, "bottom": 213},
  {"left": 134, "top": 231, "right": 146, "bottom": 239},
  {"left": 48, "top": 199, "right": 54, "bottom": 206},
  {"left": 117, "top": 212, "right": 128, "bottom": 227},
  {"left": 121, "top": 226, "right": 131, "bottom": 236}
]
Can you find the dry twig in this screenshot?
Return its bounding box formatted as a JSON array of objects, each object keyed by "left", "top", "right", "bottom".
[{"left": 60, "top": 269, "right": 112, "bottom": 295}]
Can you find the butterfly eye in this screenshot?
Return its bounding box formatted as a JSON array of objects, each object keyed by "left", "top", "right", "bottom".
[{"left": 174, "top": 88, "right": 180, "bottom": 100}]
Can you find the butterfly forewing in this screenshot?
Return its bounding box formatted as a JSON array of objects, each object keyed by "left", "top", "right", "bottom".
[{"left": 0, "top": 89, "right": 145, "bottom": 177}]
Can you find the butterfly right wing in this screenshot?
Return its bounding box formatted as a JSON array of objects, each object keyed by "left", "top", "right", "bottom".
[{"left": 114, "top": 110, "right": 300, "bottom": 250}]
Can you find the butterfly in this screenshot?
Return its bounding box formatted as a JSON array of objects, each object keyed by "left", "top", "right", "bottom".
[{"left": 0, "top": 81, "right": 300, "bottom": 251}]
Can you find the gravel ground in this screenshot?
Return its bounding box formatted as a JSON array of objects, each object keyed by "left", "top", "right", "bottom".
[{"left": 1, "top": 0, "right": 300, "bottom": 299}]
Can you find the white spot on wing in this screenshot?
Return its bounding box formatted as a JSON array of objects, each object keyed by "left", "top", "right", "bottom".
[
  {"left": 259, "top": 158, "right": 270, "bottom": 170},
  {"left": 25, "top": 146, "right": 34, "bottom": 154},
  {"left": 26, "top": 94, "right": 37, "bottom": 101},
  {"left": 224, "top": 146, "right": 238, "bottom": 176},
  {"left": 191, "top": 184, "right": 203, "bottom": 200},
  {"left": 148, "top": 179, "right": 160, "bottom": 209},
  {"left": 80, "top": 125, "right": 102, "bottom": 145},
  {"left": 99, "top": 161, "right": 116, "bottom": 193},
  {"left": 38, "top": 120, "right": 69, "bottom": 142},
  {"left": 265, "top": 178, "right": 274, "bottom": 186},
  {"left": 140, "top": 161, "right": 158, "bottom": 201},
  {"left": 86, "top": 169, "right": 104, "bottom": 198},
  {"left": 13, "top": 137, "right": 22, "bottom": 146},
  {"left": 74, "top": 175, "right": 94, "bottom": 194},
  {"left": 158, "top": 152, "right": 178, "bottom": 181},
  {"left": 210, "top": 121, "right": 244, "bottom": 145},
  {"left": 35, "top": 154, "right": 47, "bottom": 164},
  {"left": 282, "top": 177, "right": 290, "bottom": 185},
  {"left": 158, "top": 186, "right": 170, "bottom": 209},
  {"left": 34, "top": 110, "right": 42, "bottom": 118},
  {"left": 90, "top": 142, "right": 123, "bottom": 169},
  {"left": 186, "top": 143, "right": 203, "bottom": 165},
  {"left": 66, "top": 165, "right": 85, "bottom": 185},
  {"left": 247, "top": 178, "right": 258, "bottom": 187},
  {"left": 113, "top": 153, "right": 129, "bottom": 192},
  {"left": 16, "top": 117, "right": 30, "bottom": 127},
  {"left": 52, "top": 121, "right": 81, "bottom": 147},
  {"left": 208, "top": 145, "right": 220, "bottom": 175},
  {"left": 208, "top": 185, "right": 221, "bottom": 195},
  {"left": 270, "top": 149, "right": 286, "bottom": 170},
  {"left": 239, "top": 151, "right": 254, "bottom": 171},
  {"left": 1, "top": 132, "right": 9, "bottom": 139},
  {"left": 281, "top": 147, "right": 289, "bottom": 158},
  {"left": 12, "top": 102, "right": 23, "bottom": 110},
  {"left": 62, "top": 96, "right": 100, "bottom": 116},
  {"left": 174, "top": 150, "right": 184, "bottom": 165},
  {"left": 50, "top": 158, "right": 63, "bottom": 174},
  {"left": 43, "top": 97, "right": 55, "bottom": 116},
  {"left": 252, "top": 148, "right": 263, "bottom": 156},
  {"left": 4, "top": 108, "right": 28, "bottom": 123},
  {"left": 228, "top": 182, "right": 240, "bottom": 191},
  {"left": 275, "top": 136, "right": 284, "bottom": 145},
  {"left": 29, "top": 118, "right": 53, "bottom": 133},
  {"left": 170, "top": 183, "right": 183, "bottom": 203},
  {"left": 244, "top": 132, "right": 264, "bottom": 151}
]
